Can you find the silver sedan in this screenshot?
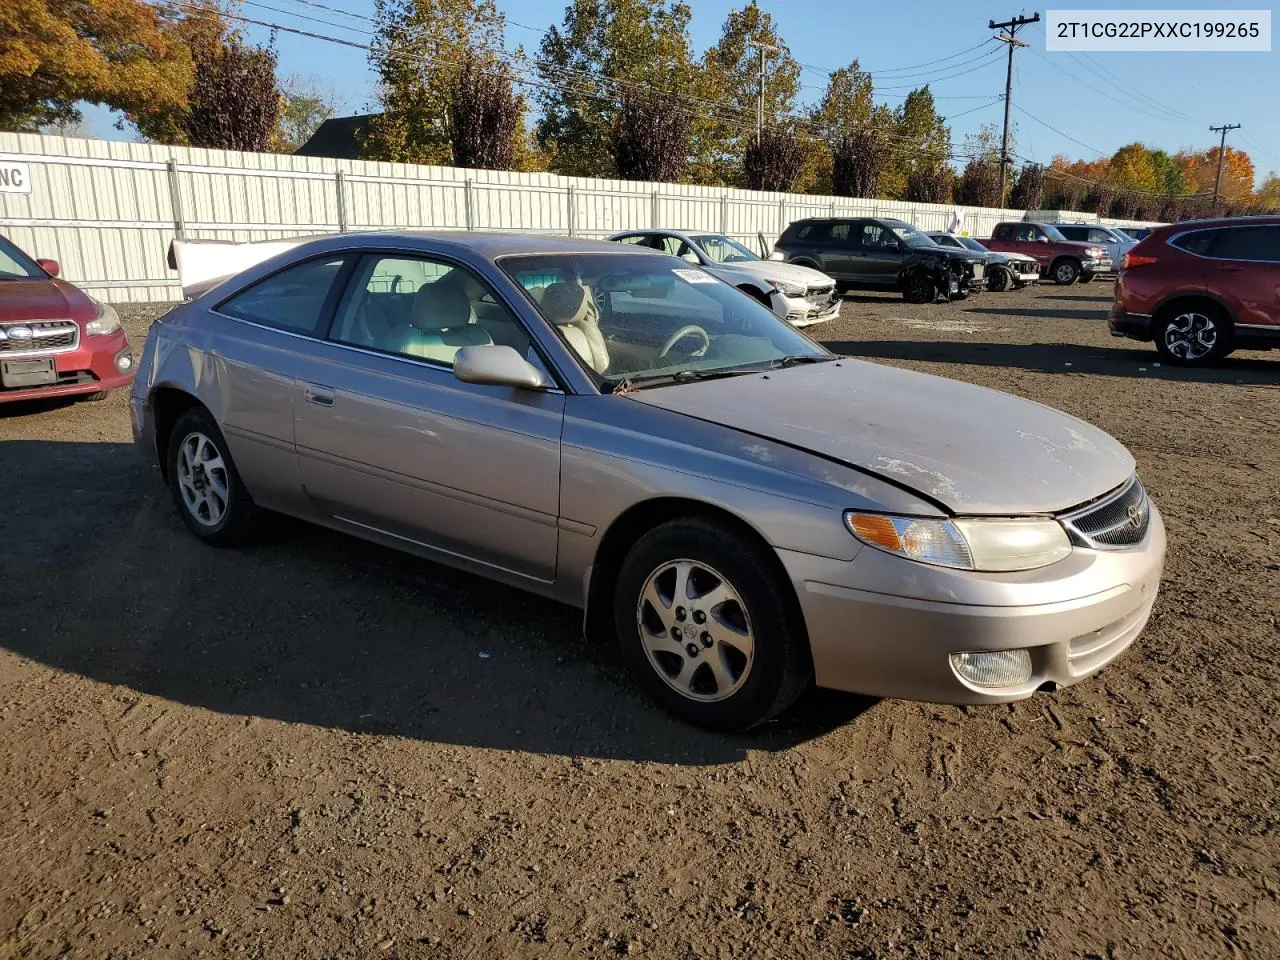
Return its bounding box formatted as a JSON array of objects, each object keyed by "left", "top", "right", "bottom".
[{"left": 131, "top": 231, "right": 1165, "bottom": 731}]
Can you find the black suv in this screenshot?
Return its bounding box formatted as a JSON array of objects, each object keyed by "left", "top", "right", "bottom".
[{"left": 773, "top": 217, "right": 986, "bottom": 303}]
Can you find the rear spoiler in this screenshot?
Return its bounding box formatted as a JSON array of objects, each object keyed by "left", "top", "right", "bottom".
[{"left": 167, "top": 236, "right": 326, "bottom": 300}]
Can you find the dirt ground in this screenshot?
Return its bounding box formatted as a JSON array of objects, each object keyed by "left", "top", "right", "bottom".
[{"left": 1, "top": 283, "right": 1278, "bottom": 960}]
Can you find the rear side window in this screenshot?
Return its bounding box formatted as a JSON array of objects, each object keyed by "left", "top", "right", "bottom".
[
  {"left": 1056, "top": 226, "right": 1086, "bottom": 241},
  {"left": 993, "top": 224, "right": 1014, "bottom": 241},
  {"left": 1207, "top": 226, "right": 1280, "bottom": 262},
  {"left": 218, "top": 256, "right": 347, "bottom": 335},
  {"left": 825, "top": 222, "right": 853, "bottom": 242},
  {"left": 782, "top": 223, "right": 813, "bottom": 242},
  {"left": 1169, "top": 229, "right": 1221, "bottom": 256}
]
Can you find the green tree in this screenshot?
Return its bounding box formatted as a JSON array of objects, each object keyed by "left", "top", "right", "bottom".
[
  {"left": 699, "top": 1, "right": 802, "bottom": 187},
  {"left": 1254, "top": 172, "right": 1280, "bottom": 211},
  {"left": 270, "top": 75, "right": 336, "bottom": 154},
  {"left": 1148, "top": 149, "right": 1186, "bottom": 196},
  {"left": 806, "top": 60, "right": 873, "bottom": 194},
  {"left": 535, "top": 0, "right": 697, "bottom": 179},
  {"left": 956, "top": 124, "right": 1003, "bottom": 207},
  {"left": 0, "top": 0, "right": 192, "bottom": 132},
  {"left": 882, "top": 86, "right": 951, "bottom": 199},
  {"left": 364, "top": 0, "right": 508, "bottom": 165},
  {"left": 448, "top": 54, "right": 522, "bottom": 170}
]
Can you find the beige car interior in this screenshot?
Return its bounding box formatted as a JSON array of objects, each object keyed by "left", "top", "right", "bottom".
[{"left": 534, "top": 281, "right": 611, "bottom": 374}]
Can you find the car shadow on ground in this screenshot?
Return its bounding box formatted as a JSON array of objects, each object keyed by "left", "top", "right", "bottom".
[
  {"left": 827, "top": 339, "right": 1280, "bottom": 385},
  {"left": 0, "top": 439, "right": 874, "bottom": 765},
  {"left": 1043, "top": 293, "right": 1115, "bottom": 303}
]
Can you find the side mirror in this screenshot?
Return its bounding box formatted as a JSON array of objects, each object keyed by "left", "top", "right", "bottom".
[
  {"left": 679, "top": 251, "right": 700, "bottom": 264},
  {"left": 453, "top": 344, "right": 552, "bottom": 390},
  {"left": 36, "top": 258, "right": 60, "bottom": 277},
  {"left": 767, "top": 251, "right": 785, "bottom": 261}
]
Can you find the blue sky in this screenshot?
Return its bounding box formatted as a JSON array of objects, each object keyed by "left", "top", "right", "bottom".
[{"left": 87, "top": 0, "right": 1280, "bottom": 181}]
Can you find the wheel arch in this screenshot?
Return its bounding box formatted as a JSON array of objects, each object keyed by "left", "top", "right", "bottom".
[
  {"left": 1152, "top": 290, "right": 1236, "bottom": 327},
  {"left": 1048, "top": 254, "right": 1081, "bottom": 275},
  {"left": 735, "top": 281, "right": 773, "bottom": 306},
  {"left": 582, "top": 496, "right": 806, "bottom": 649},
  {"left": 151, "top": 386, "right": 207, "bottom": 484}
]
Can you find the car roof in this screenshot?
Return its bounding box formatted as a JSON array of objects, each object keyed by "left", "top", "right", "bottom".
[
  {"left": 1155, "top": 214, "right": 1280, "bottom": 232},
  {"left": 293, "top": 229, "right": 645, "bottom": 259}
]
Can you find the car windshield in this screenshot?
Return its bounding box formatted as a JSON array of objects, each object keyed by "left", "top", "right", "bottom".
[
  {"left": 500, "top": 252, "right": 832, "bottom": 389},
  {"left": 888, "top": 223, "right": 936, "bottom": 248},
  {"left": 0, "top": 236, "right": 45, "bottom": 280},
  {"left": 1042, "top": 224, "right": 1068, "bottom": 241},
  {"left": 958, "top": 237, "right": 988, "bottom": 252},
  {"left": 691, "top": 234, "right": 759, "bottom": 263}
]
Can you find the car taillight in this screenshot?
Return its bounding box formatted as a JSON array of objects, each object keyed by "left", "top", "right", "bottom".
[{"left": 1122, "top": 253, "right": 1158, "bottom": 269}]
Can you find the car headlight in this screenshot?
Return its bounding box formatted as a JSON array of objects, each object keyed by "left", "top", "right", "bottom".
[
  {"left": 844, "top": 512, "right": 1071, "bottom": 572},
  {"left": 1087, "top": 246, "right": 1106, "bottom": 259},
  {"left": 769, "top": 279, "right": 805, "bottom": 298},
  {"left": 86, "top": 300, "right": 122, "bottom": 337}
]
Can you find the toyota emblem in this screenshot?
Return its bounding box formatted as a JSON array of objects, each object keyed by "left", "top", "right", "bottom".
[{"left": 1126, "top": 504, "right": 1142, "bottom": 527}]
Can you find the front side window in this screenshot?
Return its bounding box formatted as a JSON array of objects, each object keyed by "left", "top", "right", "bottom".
[
  {"left": 330, "top": 254, "right": 532, "bottom": 367},
  {"left": 1087, "top": 228, "right": 1114, "bottom": 244},
  {"left": 886, "top": 222, "right": 934, "bottom": 248},
  {"left": 219, "top": 256, "right": 347, "bottom": 334},
  {"left": 1041, "top": 224, "right": 1068, "bottom": 242},
  {"left": 0, "top": 236, "right": 44, "bottom": 280},
  {"left": 1207, "top": 226, "right": 1280, "bottom": 262},
  {"left": 692, "top": 234, "right": 758, "bottom": 263},
  {"left": 500, "top": 252, "right": 830, "bottom": 387}
]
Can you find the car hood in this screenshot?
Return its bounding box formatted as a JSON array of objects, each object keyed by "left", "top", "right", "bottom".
[
  {"left": 713, "top": 259, "right": 834, "bottom": 287},
  {"left": 629, "top": 360, "right": 1134, "bottom": 514},
  {"left": 0, "top": 278, "right": 96, "bottom": 323}
]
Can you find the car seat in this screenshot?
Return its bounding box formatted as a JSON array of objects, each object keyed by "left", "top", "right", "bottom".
[
  {"left": 538, "top": 281, "right": 610, "bottom": 374},
  {"left": 388, "top": 280, "right": 493, "bottom": 364}
]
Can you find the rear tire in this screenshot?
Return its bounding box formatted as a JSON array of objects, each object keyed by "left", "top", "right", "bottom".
[
  {"left": 1050, "top": 258, "right": 1081, "bottom": 285},
  {"left": 80, "top": 391, "right": 110, "bottom": 402},
  {"left": 613, "top": 517, "right": 812, "bottom": 732},
  {"left": 166, "top": 407, "right": 261, "bottom": 547},
  {"left": 1154, "top": 302, "right": 1231, "bottom": 366}
]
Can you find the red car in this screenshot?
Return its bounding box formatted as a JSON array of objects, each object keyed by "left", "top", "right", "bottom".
[
  {"left": 0, "top": 234, "right": 134, "bottom": 403},
  {"left": 1111, "top": 216, "right": 1280, "bottom": 365}
]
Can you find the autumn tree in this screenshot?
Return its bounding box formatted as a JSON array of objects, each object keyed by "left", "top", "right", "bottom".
[
  {"left": 743, "top": 124, "right": 807, "bottom": 192},
  {"left": 905, "top": 163, "right": 955, "bottom": 204},
  {"left": 1254, "top": 173, "right": 1280, "bottom": 211},
  {"left": 447, "top": 54, "right": 522, "bottom": 169},
  {"left": 536, "top": 0, "right": 697, "bottom": 179},
  {"left": 831, "top": 120, "right": 891, "bottom": 198},
  {"left": 882, "top": 86, "right": 951, "bottom": 199},
  {"left": 1174, "top": 145, "right": 1254, "bottom": 205},
  {"left": 0, "top": 0, "right": 191, "bottom": 131},
  {"left": 955, "top": 124, "right": 1003, "bottom": 207},
  {"left": 182, "top": 33, "right": 279, "bottom": 151},
  {"left": 806, "top": 61, "right": 873, "bottom": 194},
  {"left": 365, "top": 0, "right": 510, "bottom": 165},
  {"left": 270, "top": 75, "right": 337, "bottom": 153},
  {"left": 1010, "top": 163, "right": 1046, "bottom": 209},
  {"left": 700, "top": 2, "right": 802, "bottom": 187},
  {"left": 611, "top": 91, "right": 691, "bottom": 182}
]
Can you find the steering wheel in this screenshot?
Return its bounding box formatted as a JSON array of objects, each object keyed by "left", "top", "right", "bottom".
[{"left": 658, "top": 324, "right": 710, "bottom": 359}]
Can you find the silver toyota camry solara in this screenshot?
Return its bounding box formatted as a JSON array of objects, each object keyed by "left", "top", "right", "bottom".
[{"left": 130, "top": 231, "right": 1166, "bottom": 732}]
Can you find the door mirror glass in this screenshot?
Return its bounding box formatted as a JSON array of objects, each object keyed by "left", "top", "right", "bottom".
[{"left": 453, "top": 344, "right": 552, "bottom": 390}]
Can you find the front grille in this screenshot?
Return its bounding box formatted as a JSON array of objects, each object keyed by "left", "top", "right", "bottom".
[
  {"left": 1060, "top": 476, "right": 1151, "bottom": 549},
  {"left": 0, "top": 320, "right": 80, "bottom": 355},
  {"left": 805, "top": 284, "right": 835, "bottom": 302}
]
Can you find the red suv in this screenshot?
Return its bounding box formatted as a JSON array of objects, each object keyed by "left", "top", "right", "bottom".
[
  {"left": 0, "top": 234, "right": 134, "bottom": 403},
  {"left": 1111, "top": 216, "right": 1280, "bottom": 365}
]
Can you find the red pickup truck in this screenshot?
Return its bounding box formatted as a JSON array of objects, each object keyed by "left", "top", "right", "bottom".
[{"left": 983, "top": 222, "right": 1112, "bottom": 285}]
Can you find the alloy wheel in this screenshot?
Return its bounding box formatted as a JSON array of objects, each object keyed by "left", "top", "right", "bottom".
[
  {"left": 635, "top": 559, "right": 755, "bottom": 702},
  {"left": 1163, "top": 311, "right": 1218, "bottom": 361},
  {"left": 176, "top": 431, "right": 230, "bottom": 527}
]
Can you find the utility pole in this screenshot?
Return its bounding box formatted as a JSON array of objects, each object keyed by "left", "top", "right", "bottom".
[
  {"left": 988, "top": 12, "right": 1040, "bottom": 204},
  {"left": 746, "top": 40, "right": 779, "bottom": 144},
  {"left": 1209, "top": 123, "right": 1241, "bottom": 208}
]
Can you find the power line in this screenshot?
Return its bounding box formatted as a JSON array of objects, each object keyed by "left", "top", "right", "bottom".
[{"left": 987, "top": 11, "right": 1039, "bottom": 204}]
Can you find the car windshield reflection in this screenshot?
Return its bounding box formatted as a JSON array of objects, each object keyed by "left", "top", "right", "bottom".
[{"left": 499, "top": 252, "right": 831, "bottom": 389}]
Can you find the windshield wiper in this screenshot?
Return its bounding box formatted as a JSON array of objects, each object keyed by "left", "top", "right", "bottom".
[
  {"left": 767, "top": 354, "right": 834, "bottom": 368},
  {"left": 609, "top": 367, "right": 760, "bottom": 393}
]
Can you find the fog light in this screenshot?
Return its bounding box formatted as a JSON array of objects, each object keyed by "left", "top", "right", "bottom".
[
  {"left": 115, "top": 351, "right": 133, "bottom": 372},
  {"left": 949, "top": 649, "right": 1033, "bottom": 688}
]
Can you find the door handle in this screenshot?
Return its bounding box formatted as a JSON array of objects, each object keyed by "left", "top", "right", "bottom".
[{"left": 304, "top": 383, "right": 335, "bottom": 406}]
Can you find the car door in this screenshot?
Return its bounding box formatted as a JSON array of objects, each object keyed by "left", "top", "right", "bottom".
[
  {"left": 291, "top": 251, "right": 565, "bottom": 583},
  {"left": 209, "top": 254, "right": 353, "bottom": 517},
  {"left": 814, "top": 221, "right": 862, "bottom": 281},
  {"left": 854, "top": 221, "right": 906, "bottom": 286},
  {"left": 1202, "top": 225, "right": 1280, "bottom": 330}
]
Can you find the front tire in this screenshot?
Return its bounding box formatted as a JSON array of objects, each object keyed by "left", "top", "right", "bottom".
[
  {"left": 902, "top": 272, "right": 938, "bottom": 304},
  {"left": 1154, "top": 303, "right": 1231, "bottom": 366},
  {"left": 613, "top": 518, "right": 812, "bottom": 732},
  {"left": 166, "top": 407, "right": 261, "bottom": 546},
  {"left": 988, "top": 266, "right": 1010, "bottom": 292},
  {"left": 1051, "top": 258, "right": 1081, "bottom": 285}
]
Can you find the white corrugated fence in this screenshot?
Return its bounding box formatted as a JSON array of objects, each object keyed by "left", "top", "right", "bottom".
[{"left": 0, "top": 133, "right": 1160, "bottom": 303}]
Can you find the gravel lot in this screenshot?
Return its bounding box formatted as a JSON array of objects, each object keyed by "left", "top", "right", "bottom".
[{"left": 1, "top": 284, "right": 1278, "bottom": 959}]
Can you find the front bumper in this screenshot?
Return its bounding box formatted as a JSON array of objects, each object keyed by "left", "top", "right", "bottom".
[
  {"left": 1082, "top": 258, "right": 1112, "bottom": 275},
  {"left": 0, "top": 328, "right": 134, "bottom": 403},
  {"left": 1109, "top": 309, "right": 1153, "bottom": 341},
  {"left": 777, "top": 290, "right": 841, "bottom": 327},
  {"left": 780, "top": 504, "right": 1166, "bottom": 704}
]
